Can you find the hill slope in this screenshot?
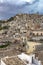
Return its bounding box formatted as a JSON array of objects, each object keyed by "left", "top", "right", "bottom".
[{"left": 0, "top": 14, "right": 43, "bottom": 43}]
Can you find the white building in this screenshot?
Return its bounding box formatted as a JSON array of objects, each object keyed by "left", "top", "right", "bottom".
[{"left": 18, "top": 53, "right": 42, "bottom": 65}]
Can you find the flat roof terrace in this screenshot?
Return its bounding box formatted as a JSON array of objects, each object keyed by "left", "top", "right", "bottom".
[{"left": 1, "top": 56, "right": 26, "bottom": 65}]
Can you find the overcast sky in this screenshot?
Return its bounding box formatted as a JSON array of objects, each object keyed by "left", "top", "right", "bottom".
[
  {"left": 0, "top": 0, "right": 43, "bottom": 20},
  {"left": 0, "top": 0, "right": 36, "bottom": 4}
]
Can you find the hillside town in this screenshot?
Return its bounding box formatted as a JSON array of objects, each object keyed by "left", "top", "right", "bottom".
[{"left": 0, "top": 14, "right": 43, "bottom": 65}]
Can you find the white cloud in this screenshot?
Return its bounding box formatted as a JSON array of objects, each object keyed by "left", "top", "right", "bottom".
[
  {"left": 0, "top": 0, "right": 3, "bottom": 3},
  {"left": 14, "top": 0, "right": 35, "bottom": 4},
  {"left": 0, "top": 0, "right": 35, "bottom": 5},
  {"left": 0, "top": 0, "right": 7, "bottom": 3}
]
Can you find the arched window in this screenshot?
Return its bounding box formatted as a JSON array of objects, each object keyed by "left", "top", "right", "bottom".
[
  {"left": 33, "top": 33, "right": 35, "bottom": 36},
  {"left": 41, "top": 33, "right": 42, "bottom": 36},
  {"left": 37, "top": 33, "right": 38, "bottom": 36}
]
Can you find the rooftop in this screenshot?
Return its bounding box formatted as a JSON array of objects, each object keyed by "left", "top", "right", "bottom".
[
  {"left": 1, "top": 56, "right": 25, "bottom": 65},
  {"left": 1, "top": 53, "right": 42, "bottom": 65}
]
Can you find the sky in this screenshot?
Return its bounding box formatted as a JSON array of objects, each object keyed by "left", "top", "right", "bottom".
[
  {"left": 0, "top": 0, "right": 36, "bottom": 4},
  {"left": 0, "top": 0, "right": 43, "bottom": 20}
]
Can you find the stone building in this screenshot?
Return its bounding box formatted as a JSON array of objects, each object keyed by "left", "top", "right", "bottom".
[{"left": 26, "top": 41, "right": 41, "bottom": 53}]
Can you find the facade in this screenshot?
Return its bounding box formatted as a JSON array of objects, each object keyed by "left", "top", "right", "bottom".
[
  {"left": 28, "top": 30, "right": 43, "bottom": 40},
  {"left": 32, "top": 30, "right": 43, "bottom": 36},
  {"left": 26, "top": 41, "right": 41, "bottom": 53},
  {"left": 18, "top": 53, "right": 42, "bottom": 65}
]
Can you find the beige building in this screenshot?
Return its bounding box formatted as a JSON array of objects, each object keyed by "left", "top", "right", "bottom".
[
  {"left": 26, "top": 41, "right": 41, "bottom": 53},
  {"left": 31, "top": 30, "right": 43, "bottom": 36}
]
